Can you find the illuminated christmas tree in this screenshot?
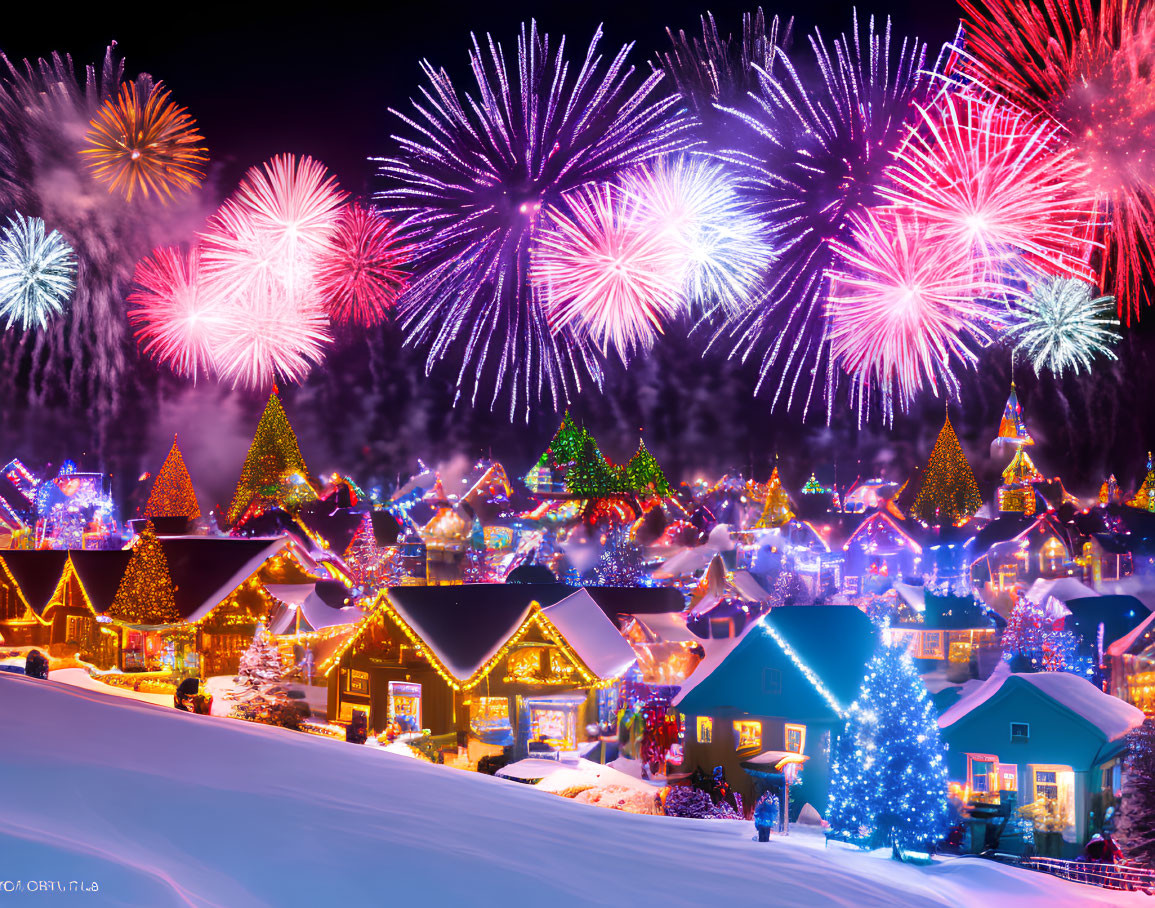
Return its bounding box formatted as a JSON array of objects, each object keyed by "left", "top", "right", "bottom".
[
  {"left": 109, "top": 525, "right": 181, "bottom": 625},
  {"left": 1001, "top": 597, "right": 1094, "bottom": 677},
  {"left": 237, "top": 622, "right": 284, "bottom": 689},
  {"left": 565, "top": 437, "right": 628, "bottom": 497},
  {"left": 910, "top": 414, "right": 982, "bottom": 527},
  {"left": 755, "top": 466, "right": 794, "bottom": 528},
  {"left": 1130, "top": 453, "right": 1155, "bottom": 513},
  {"left": 826, "top": 641, "right": 949, "bottom": 858},
  {"left": 625, "top": 439, "right": 671, "bottom": 498},
  {"left": 587, "top": 526, "right": 645, "bottom": 586},
  {"left": 537, "top": 411, "right": 588, "bottom": 472},
  {"left": 227, "top": 390, "right": 315, "bottom": 524},
  {"left": 145, "top": 435, "right": 200, "bottom": 520},
  {"left": 345, "top": 512, "right": 387, "bottom": 591}
]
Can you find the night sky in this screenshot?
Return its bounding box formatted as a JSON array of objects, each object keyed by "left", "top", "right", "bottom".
[{"left": 5, "top": 4, "right": 1155, "bottom": 514}]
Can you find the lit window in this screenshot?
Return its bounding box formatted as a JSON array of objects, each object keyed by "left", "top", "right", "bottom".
[
  {"left": 696, "top": 716, "right": 712, "bottom": 744},
  {"left": 733, "top": 720, "right": 761, "bottom": 750},
  {"left": 784, "top": 723, "right": 806, "bottom": 754},
  {"left": 1010, "top": 722, "right": 1029, "bottom": 743}
]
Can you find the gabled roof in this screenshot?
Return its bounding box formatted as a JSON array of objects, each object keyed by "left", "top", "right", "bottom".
[
  {"left": 383, "top": 583, "right": 574, "bottom": 682},
  {"left": 159, "top": 537, "right": 287, "bottom": 622},
  {"left": 1025, "top": 577, "right": 1096, "bottom": 605},
  {"left": 0, "top": 551, "right": 69, "bottom": 614},
  {"left": 1108, "top": 609, "right": 1155, "bottom": 656},
  {"left": 542, "top": 589, "right": 636, "bottom": 679},
  {"left": 842, "top": 509, "right": 922, "bottom": 555},
  {"left": 266, "top": 581, "right": 362, "bottom": 634},
  {"left": 1064, "top": 595, "right": 1151, "bottom": 651},
  {"left": 939, "top": 670, "right": 1143, "bottom": 742},
  {"left": 580, "top": 585, "right": 686, "bottom": 618}
]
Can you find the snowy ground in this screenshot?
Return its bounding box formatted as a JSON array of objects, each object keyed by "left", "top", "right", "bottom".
[{"left": 0, "top": 673, "right": 1139, "bottom": 908}]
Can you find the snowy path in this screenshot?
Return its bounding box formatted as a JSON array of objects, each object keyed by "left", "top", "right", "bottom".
[{"left": 0, "top": 673, "right": 1135, "bottom": 907}]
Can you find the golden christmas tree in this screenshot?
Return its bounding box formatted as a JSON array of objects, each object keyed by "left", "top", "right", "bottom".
[
  {"left": 145, "top": 434, "right": 200, "bottom": 520},
  {"left": 227, "top": 390, "right": 315, "bottom": 524},
  {"left": 109, "top": 525, "right": 181, "bottom": 625},
  {"left": 755, "top": 466, "right": 793, "bottom": 528},
  {"left": 911, "top": 413, "right": 982, "bottom": 527}
]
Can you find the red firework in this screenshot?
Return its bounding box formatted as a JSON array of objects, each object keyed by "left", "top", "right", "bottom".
[
  {"left": 315, "top": 203, "right": 409, "bottom": 327},
  {"left": 128, "top": 246, "right": 221, "bottom": 381},
  {"left": 959, "top": 0, "right": 1155, "bottom": 320}
]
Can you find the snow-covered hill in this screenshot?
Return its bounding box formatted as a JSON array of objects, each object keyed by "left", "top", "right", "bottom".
[{"left": 0, "top": 673, "right": 1136, "bottom": 907}]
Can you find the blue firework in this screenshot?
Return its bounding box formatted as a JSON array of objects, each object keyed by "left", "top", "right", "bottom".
[
  {"left": 376, "top": 20, "right": 692, "bottom": 418},
  {"left": 0, "top": 212, "right": 75, "bottom": 330}
]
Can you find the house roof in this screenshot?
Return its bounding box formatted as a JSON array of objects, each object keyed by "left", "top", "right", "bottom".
[
  {"left": 624, "top": 611, "right": 702, "bottom": 644},
  {"left": 266, "top": 581, "right": 363, "bottom": 634},
  {"left": 69, "top": 550, "right": 134, "bottom": 612},
  {"left": 969, "top": 515, "right": 1034, "bottom": 558},
  {"left": 674, "top": 605, "right": 877, "bottom": 717},
  {"left": 542, "top": 589, "right": 636, "bottom": 679},
  {"left": 1063, "top": 595, "right": 1151, "bottom": 651},
  {"left": 580, "top": 585, "right": 686, "bottom": 618},
  {"left": 384, "top": 583, "right": 574, "bottom": 681},
  {"left": 160, "top": 537, "right": 288, "bottom": 622},
  {"left": 1025, "top": 577, "right": 1097, "bottom": 605},
  {"left": 842, "top": 510, "right": 922, "bottom": 555},
  {"left": 0, "top": 551, "right": 69, "bottom": 614},
  {"left": 938, "top": 669, "right": 1144, "bottom": 742},
  {"left": 1107, "top": 609, "right": 1155, "bottom": 656}
]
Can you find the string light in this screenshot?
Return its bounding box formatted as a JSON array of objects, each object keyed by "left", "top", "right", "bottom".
[
  {"left": 145, "top": 434, "right": 200, "bottom": 520},
  {"left": 910, "top": 412, "right": 982, "bottom": 527}
]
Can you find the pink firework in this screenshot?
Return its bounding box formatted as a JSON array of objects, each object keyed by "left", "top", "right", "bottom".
[
  {"left": 128, "top": 246, "right": 221, "bottom": 381},
  {"left": 532, "top": 183, "right": 686, "bottom": 360},
  {"left": 315, "top": 203, "right": 409, "bottom": 327},
  {"left": 827, "top": 210, "right": 999, "bottom": 419},
  {"left": 959, "top": 0, "right": 1155, "bottom": 320},
  {"left": 884, "top": 92, "right": 1097, "bottom": 286},
  {"left": 197, "top": 154, "right": 344, "bottom": 389}
]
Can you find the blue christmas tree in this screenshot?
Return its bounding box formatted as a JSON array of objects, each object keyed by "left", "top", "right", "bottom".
[{"left": 826, "top": 639, "right": 949, "bottom": 859}]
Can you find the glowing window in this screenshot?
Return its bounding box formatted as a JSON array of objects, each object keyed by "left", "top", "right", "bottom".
[
  {"left": 733, "top": 720, "right": 761, "bottom": 750},
  {"left": 785, "top": 723, "right": 806, "bottom": 754},
  {"left": 696, "top": 716, "right": 712, "bottom": 744}
]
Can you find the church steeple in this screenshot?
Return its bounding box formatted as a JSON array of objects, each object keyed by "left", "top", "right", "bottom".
[{"left": 992, "top": 381, "right": 1034, "bottom": 462}]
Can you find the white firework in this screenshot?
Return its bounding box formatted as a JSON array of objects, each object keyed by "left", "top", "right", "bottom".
[
  {"left": 0, "top": 213, "right": 76, "bottom": 330},
  {"left": 1006, "top": 277, "right": 1120, "bottom": 376}
]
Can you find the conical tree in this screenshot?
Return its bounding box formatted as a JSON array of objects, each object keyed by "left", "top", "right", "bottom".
[
  {"left": 565, "top": 437, "right": 624, "bottom": 497},
  {"left": 228, "top": 391, "right": 315, "bottom": 524},
  {"left": 538, "top": 411, "right": 587, "bottom": 471},
  {"left": 237, "top": 622, "right": 284, "bottom": 689},
  {"left": 109, "top": 525, "right": 181, "bottom": 625},
  {"left": 145, "top": 434, "right": 200, "bottom": 520},
  {"left": 626, "top": 439, "right": 671, "bottom": 498},
  {"left": 827, "top": 640, "right": 949, "bottom": 857},
  {"left": 1117, "top": 719, "right": 1155, "bottom": 867},
  {"left": 911, "top": 414, "right": 982, "bottom": 526},
  {"left": 755, "top": 466, "right": 793, "bottom": 528},
  {"left": 345, "top": 512, "right": 384, "bottom": 590}
]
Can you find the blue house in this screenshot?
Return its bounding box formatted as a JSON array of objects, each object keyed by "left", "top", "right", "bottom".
[
  {"left": 672, "top": 605, "right": 877, "bottom": 819},
  {"left": 938, "top": 667, "right": 1144, "bottom": 857}
]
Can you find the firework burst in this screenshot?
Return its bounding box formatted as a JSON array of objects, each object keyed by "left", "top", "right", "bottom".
[
  {"left": 81, "top": 81, "right": 207, "bottom": 202},
  {"left": 707, "top": 12, "right": 936, "bottom": 417},
  {"left": 622, "top": 156, "right": 771, "bottom": 315},
  {"left": 128, "top": 246, "right": 220, "bottom": 380},
  {"left": 532, "top": 183, "right": 685, "bottom": 360},
  {"left": 827, "top": 210, "right": 998, "bottom": 420},
  {"left": 959, "top": 0, "right": 1155, "bottom": 320},
  {"left": 884, "top": 91, "right": 1098, "bottom": 289},
  {"left": 377, "top": 20, "right": 690, "bottom": 417},
  {"left": 0, "top": 213, "right": 75, "bottom": 331},
  {"left": 315, "top": 203, "right": 409, "bottom": 327},
  {"left": 1006, "top": 277, "right": 1120, "bottom": 376}
]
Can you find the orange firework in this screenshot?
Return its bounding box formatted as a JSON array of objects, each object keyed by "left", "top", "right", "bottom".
[{"left": 82, "top": 82, "right": 207, "bottom": 201}]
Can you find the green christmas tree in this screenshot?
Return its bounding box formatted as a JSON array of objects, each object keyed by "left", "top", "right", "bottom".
[
  {"left": 109, "top": 525, "right": 181, "bottom": 625},
  {"left": 565, "top": 437, "right": 621, "bottom": 497},
  {"left": 145, "top": 434, "right": 200, "bottom": 520},
  {"left": 537, "top": 411, "right": 588, "bottom": 471},
  {"left": 911, "top": 414, "right": 983, "bottom": 527},
  {"left": 228, "top": 391, "right": 315, "bottom": 524},
  {"left": 626, "top": 439, "right": 671, "bottom": 498}
]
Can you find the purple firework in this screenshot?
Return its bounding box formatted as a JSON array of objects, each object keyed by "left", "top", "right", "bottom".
[
  {"left": 701, "top": 13, "right": 944, "bottom": 419},
  {"left": 377, "top": 20, "right": 692, "bottom": 419}
]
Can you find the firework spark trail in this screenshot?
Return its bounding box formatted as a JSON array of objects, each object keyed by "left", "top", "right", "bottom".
[
  {"left": 532, "top": 182, "right": 686, "bottom": 360},
  {"left": 701, "top": 12, "right": 933, "bottom": 420},
  {"left": 958, "top": 0, "right": 1155, "bottom": 321},
  {"left": 0, "top": 45, "right": 209, "bottom": 428},
  {"left": 622, "top": 155, "right": 772, "bottom": 316},
  {"left": 1006, "top": 276, "right": 1120, "bottom": 376},
  {"left": 884, "top": 91, "right": 1098, "bottom": 290},
  {"left": 315, "top": 202, "right": 409, "bottom": 328},
  {"left": 128, "top": 245, "right": 219, "bottom": 381},
  {"left": 0, "top": 212, "right": 75, "bottom": 330},
  {"left": 377, "top": 20, "right": 692, "bottom": 419},
  {"left": 82, "top": 81, "right": 207, "bottom": 202},
  {"left": 827, "top": 209, "right": 1000, "bottom": 422}
]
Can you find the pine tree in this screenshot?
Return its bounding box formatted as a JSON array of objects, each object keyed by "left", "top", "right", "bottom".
[
  {"left": 346, "top": 512, "right": 384, "bottom": 589},
  {"left": 826, "top": 641, "right": 949, "bottom": 857},
  {"left": 625, "top": 439, "right": 671, "bottom": 498},
  {"left": 109, "top": 525, "right": 181, "bottom": 625},
  {"left": 145, "top": 435, "right": 200, "bottom": 520},
  {"left": 755, "top": 466, "right": 793, "bottom": 528},
  {"left": 1117, "top": 719, "right": 1155, "bottom": 867},
  {"left": 227, "top": 390, "right": 315, "bottom": 524},
  {"left": 538, "top": 411, "right": 587, "bottom": 471},
  {"left": 237, "top": 622, "right": 284, "bottom": 689},
  {"left": 911, "top": 413, "right": 983, "bottom": 527},
  {"left": 565, "top": 437, "right": 626, "bottom": 497}
]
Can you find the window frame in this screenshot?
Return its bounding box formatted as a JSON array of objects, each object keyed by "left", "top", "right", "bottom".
[{"left": 1010, "top": 721, "right": 1030, "bottom": 743}]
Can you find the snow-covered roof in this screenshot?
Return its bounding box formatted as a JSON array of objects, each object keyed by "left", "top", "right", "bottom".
[
  {"left": 938, "top": 668, "right": 1144, "bottom": 742},
  {"left": 266, "top": 583, "right": 364, "bottom": 634},
  {"left": 1107, "top": 609, "right": 1155, "bottom": 657},
  {"left": 653, "top": 525, "right": 733, "bottom": 579},
  {"left": 184, "top": 537, "right": 289, "bottom": 623},
  {"left": 543, "top": 589, "right": 637, "bottom": 680},
  {"left": 626, "top": 611, "right": 702, "bottom": 644},
  {"left": 1025, "top": 577, "right": 1096, "bottom": 605},
  {"left": 892, "top": 582, "right": 926, "bottom": 613},
  {"left": 671, "top": 617, "right": 761, "bottom": 707}
]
